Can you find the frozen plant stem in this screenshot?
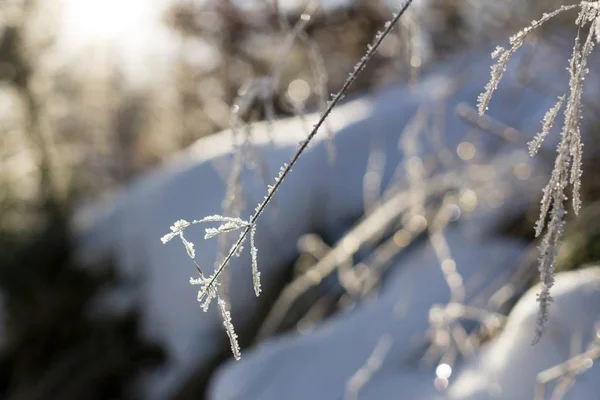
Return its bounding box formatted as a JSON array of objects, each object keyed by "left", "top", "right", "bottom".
[
  {"left": 478, "top": 2, "right": 600, "bottom": 341},
  {"left": 477, "top": 4, "right": 578, "bottom": 115},
  {"left": 162, "top": 0, "right": 416, "bottom": 361},
  {"left": 199, "top": 0, "right": 416, "bottom": 299}
]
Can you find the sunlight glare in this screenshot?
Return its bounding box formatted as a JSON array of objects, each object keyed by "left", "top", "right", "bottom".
[{"left": 61, "top": 0, "right": 149, "bottom": 44}]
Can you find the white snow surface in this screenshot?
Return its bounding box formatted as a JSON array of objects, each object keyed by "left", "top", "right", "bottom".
[
  {"left": 74, "top": 38, "right": 600, "bottom": 399},
  {"left": 448, "top": 267, "right": 600, "bottom": 400},
  {"left": 212, "top": 266, "right": 600, "bottom": 400}
]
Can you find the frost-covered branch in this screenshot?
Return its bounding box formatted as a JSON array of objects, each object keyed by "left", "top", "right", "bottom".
[
  {"left": 161, "top": 215, "right": 259, "bottom": 359},
  {"left": 161, "top": 0, "right": 416, "bottom": 359},
  {"left": 203, "top": 0, "right": 416, "bottom": 298},
  {"left": 477, "top": 4, "right": 578, "bottom": 115},
  {"left": 478, "top": 1, "right": 600, "bottom": 340}
]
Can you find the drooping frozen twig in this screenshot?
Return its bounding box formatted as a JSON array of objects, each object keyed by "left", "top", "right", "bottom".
[
  {"left": 478, "top": 2, "right": 600, "bottom": 341},
  {"left": 533, "top": 9, "right": 599, "bottom": 342},
  {"left": 477, "top": 5, "right": 578, "bottom": 116}
]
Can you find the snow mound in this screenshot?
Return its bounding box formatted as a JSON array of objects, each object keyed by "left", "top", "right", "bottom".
[
  {"left": 211, "top": 266, "right": 600, "bottom": 400},
  {"left": 450, "top": 267, "right": 600, "bottom": 400}
]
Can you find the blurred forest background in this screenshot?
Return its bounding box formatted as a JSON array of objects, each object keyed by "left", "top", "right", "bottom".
[{"left": 1, "top": 0, "right": 599, "bottom": 399}]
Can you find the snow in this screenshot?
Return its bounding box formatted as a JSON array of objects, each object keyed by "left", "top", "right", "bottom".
[
  {"left": 74, "top": 37, "right": 600, "bottom": 399},
  {"left": 449, "top": 267, "right": 600, "bottom": 400},
  {"left": 209, "top": 253, "right": 600, "bottom": 400},
  {"left": 209, "top": 225, "right": 528, "bottom": 400}
]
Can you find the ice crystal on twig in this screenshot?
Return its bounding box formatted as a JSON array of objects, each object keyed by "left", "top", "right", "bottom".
[
  {"left": 528, "top": 95, "right": 565, "bottom": 157},
  {"left": 250, "top": 223, "right": 261, "bottom": 296},
  {"left": 218, "top": 297, "right": 241, "bottom": 360},
  {"left": 477, "top": 5, "right": 577, "bottom": 115}
]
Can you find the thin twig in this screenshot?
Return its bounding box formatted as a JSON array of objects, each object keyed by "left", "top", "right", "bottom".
[{"left": 200, "top": 0, "right": 416, "bottom": 296}]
